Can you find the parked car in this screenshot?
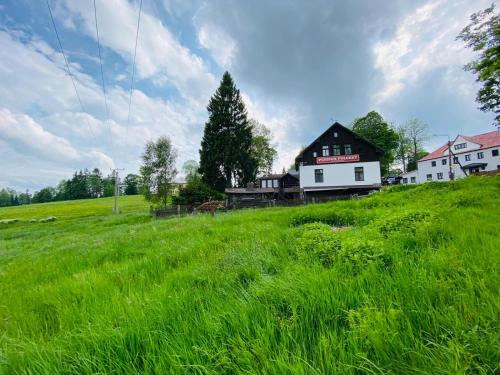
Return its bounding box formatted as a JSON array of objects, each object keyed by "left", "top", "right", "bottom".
[{"left": 382, "top": 176, "right": 403, "bottom": 185}]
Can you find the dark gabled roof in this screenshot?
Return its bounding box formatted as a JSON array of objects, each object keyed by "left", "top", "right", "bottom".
[
  {"left": 257, "top": 172, "right": 298, "bottom": 180},
  {"left": 295, "top": 121, "right": 384, "bottom": 163}
]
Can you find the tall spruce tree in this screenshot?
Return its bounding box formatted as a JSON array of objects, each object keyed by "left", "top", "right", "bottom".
[{"left": 199, "top": 72, "right": 257, "bottom": 192}]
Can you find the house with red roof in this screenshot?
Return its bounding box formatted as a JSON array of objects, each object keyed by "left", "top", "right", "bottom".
[{"left": 402, "top": 131, "right": 500, "bottom": 184}]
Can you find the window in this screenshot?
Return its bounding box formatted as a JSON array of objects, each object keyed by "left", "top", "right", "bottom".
[
  {"left": 344, "top": 144, "right": 352, "bottom": 155},
  {"left": 333, "top": 132, "right": 338, "bottom": 138},
  {"left": 437, "top": 172, "right": 443, "bottom": 180},
  {"left": 273, "top": 179, "right": 279, "bottom": 188},
  {"left": 322, "top": 146, "right": 329, "bottom": 156},
  {"left": 410, "top": 177, "right": 416, "bottom": 183},
  {"left": 454, "top": 142, "right": 467, "bottom": 150},
  {"left": 453, "top": 157, "right": 459, "bottom": 164},
  {"left": 354, "top": 167, "right": 364, "bottom": 181},
  {"left": 492, "top": 149, "right": 499, "bottom": 157},
  {"left": 481, "top": 166, "right": 486, "bottom": 170},
  {"left": 431, "top": 161, "right": 436, "bottom": 167},
  {"left": 313, "top": 152, "right": 317, "bottom": 157},
  {"left": 477, "top": 152, "right": 484, "bottom": 159},
  {"left": 442, "top": 159, "right": 447, "bottom": 165},
  {"left": 426, "top": 174, "right": 432, "bottom": 181},
  {"left": 266, "top": 180, "right": 272, "bottom": 188},
  {"left": 332, "top": 145, "right": 341, "bottom": 156},
  {"left": 261, "top": 180, "right": 266, "bottom": 188},
  {"left": 465, "top": 154, "right": 471, "bottom": 161},
  {"left": 314, "top": 169, "right": 324, "bottom": 183},
  {"left": 402, "top": 178, "right": 408, "bottom": 184}
]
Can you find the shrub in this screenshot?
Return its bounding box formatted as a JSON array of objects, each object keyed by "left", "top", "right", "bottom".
[
  {"left": 338, "top": 239, "right": 391, "bottom": 270},
  {"left": 291, "top": 209, "right": 363, "bottom": 227},
  {"left": 296, "top": 223, "right": 341, "bottom": 267},
  {"left": 378, "top": 211, "right": 431, "bottom": 238}
]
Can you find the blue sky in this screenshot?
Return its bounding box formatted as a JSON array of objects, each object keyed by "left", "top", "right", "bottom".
[{"left": 0, "top": 0, "right": 495, "bottom": 191}]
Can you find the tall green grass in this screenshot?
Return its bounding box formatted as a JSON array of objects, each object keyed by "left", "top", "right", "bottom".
[{"left": 0, "top": 177, "right": 499, "bottom": 373}]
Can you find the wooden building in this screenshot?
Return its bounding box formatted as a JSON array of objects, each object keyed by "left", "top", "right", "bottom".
[
  {"left": 295, "top": 122, "right": 383, "bottom": 200},
  {"left": 225, "top": 173, "right": 300, "bottom": 206}
]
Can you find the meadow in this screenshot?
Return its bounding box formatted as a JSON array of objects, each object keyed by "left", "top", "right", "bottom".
[{"left": 0, "top": 176, "right": 499, "bottom": 374}]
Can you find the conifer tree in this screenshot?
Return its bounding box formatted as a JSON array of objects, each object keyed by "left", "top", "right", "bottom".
[{"left": 199, "top": 72, "right": 257, "bottom": 191}]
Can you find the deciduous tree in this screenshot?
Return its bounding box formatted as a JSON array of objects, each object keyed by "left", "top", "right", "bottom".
[
  {"left": 351, "top": 111, "right": 399, "bottom": 176},
  {"left": 458, "top": 4, "right": 500, "bottom": 127},
  {"left": 140, "top": 136, "right": 178, "bottom": 208}
]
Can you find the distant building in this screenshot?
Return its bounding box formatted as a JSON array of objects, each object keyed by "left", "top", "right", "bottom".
[
  {"left": 402, "top": 131, "right": 500, "bottom": 184},
  {"left": 225, "top": 173, "right": 300, "bottom": 205},
  {"left": 295, "top": 122, "right": 382, "bottom": 200}
]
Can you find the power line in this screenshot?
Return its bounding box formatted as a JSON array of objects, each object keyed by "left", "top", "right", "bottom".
[
  {"left": 93, "top": 0, "right": 115, "bottom": 155},
  {"left": 93, "top": 0, "right": 109, "bottom": 119},
  {"left": 46, "top": 0, "right": 96, "bottom": 141},
  {"left": 126, "top": 0, "right": 143, "bottom": 133}
]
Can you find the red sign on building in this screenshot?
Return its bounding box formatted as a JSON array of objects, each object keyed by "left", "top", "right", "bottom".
[{"left": 316, "top": 154, "right": 360, "bottom": 164}]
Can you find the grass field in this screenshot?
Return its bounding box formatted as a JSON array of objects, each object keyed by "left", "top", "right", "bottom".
[{"left": 0, "top": 177, "right": 499, "bottom": 374}]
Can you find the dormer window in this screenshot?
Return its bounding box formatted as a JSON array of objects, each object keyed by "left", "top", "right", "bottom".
[
  {"left": 322, "top": 146, "right": 329, "bottom": 156},
  {"left": 332, "top": 145, "right": 341, "bottom": 156}
]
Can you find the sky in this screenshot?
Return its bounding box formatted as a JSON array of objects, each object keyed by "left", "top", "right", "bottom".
[{"left": 0, "top": 0, "right": 495, "bottom": 191}]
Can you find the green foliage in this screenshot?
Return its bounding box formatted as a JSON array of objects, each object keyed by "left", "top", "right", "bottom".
[
  {"left": 249, "top": 119, "right": 278, "bottom": 175},
  {"left": 172, "top": 174, "right": 223, "bottom": 205},
  {"left": 378, "top": 210, "right": 431, "bottom": 238},
  {"left": 351, "top": 111, "right": 399, "bottom": 176},
  {"left": 140, "top": 136, "right": 178, "bottom": 208},
  {"left": 0, "top": 177, "right": 499, "bottom": 373},
  {"left": 296, "top": 223, "right": 341, "bottom": 267},
  {"left": 458, "top": 4, "right": 500, "bottom": 126},
  {"left": 199, "top": 72, "right": 257, "bottom": 191},
  {"left": 123, "top": 174, "right": 141, "bottom": 195}
]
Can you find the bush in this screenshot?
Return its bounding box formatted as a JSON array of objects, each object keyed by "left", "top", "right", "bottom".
[
  {"left": 378, "top": 211, "right": 431, "bottom": 238},
  {"left": 291, "top": 209, "right": 364, "bottom": 227},
  {"left": 172, "top": 175, "right": 223, "bottom": 206},
  {"left": 296, "top": 223, "right": 341, "bottom": 267}
]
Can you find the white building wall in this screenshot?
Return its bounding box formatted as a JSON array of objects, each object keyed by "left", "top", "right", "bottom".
[
  {"left": 401, "top": 170, "right": 419, "bottom": 184},
  {"left": 299, "top": 161, "right": 381, "bottom": 189},
  {"left": 405, "top": 146, "right": 500, "bottom": 184}
]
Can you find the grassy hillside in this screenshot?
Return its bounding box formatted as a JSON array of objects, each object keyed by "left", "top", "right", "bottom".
[{"left": 0, "top": 177, "right": 499, "bottom": 374}]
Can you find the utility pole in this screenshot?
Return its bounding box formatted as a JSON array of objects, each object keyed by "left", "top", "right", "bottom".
[
  {"left": 111, "top": 168, "right": 124, "bottom": 213},
  {"left": 448, "top": 139, "right": 454, "bottom": 180},
  {"left": 433, "top": 134, "right": 454, "bottom": 181}
]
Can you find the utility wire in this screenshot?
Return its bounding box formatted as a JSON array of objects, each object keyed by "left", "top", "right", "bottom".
[
  {"left": 126, "top": 0, "right": 143, "bottom": 134},
  {"left": 46, "top": 0, "right": 96, "bottom": 141},
  {"left": 93, "top": 0, "right": 115, "bottom": 155},
  {"left": 93, "top": 0, "right": 109, "bottom": 119}
]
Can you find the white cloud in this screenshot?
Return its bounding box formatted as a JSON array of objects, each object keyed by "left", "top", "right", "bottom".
[
  {"left": 371, "top": 0, "right": 490, "bottom": 106},
  {"left": 58, "top": 0, "right": 217, "bottom": 103},
  {"left": 0, "top": 108, "right": 80, "bottom": 161},
  {"left": 243, "top": 93, "right": 303, "bottom": 172},
  {"left": 197, "top": 23, "right": 237, "bottom": 67}
]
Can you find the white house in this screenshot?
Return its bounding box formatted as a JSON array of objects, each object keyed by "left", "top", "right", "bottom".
[
  {"left": 295, "top": 122, "right": 382, "bottom": 199},
  {"left": 402, "top": 131, "right": 500, "bottom": 184}
]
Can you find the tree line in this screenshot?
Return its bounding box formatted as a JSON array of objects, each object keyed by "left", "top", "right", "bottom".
[{"left": 0, "top": 169, "right": 142, "bottom": 207}]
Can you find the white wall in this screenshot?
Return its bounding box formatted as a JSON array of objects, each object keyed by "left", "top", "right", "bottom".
[
  {"left": 401, "top": 170, "right": 419, "bottom": 184},
  {"left": 417, "top": 146, "right": 500, "bottom": 182},
  {"left": 299, "top": 161, "right": 381, "bottom": 189}
]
